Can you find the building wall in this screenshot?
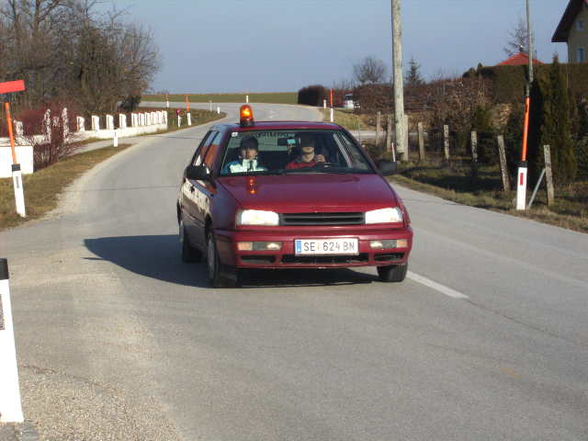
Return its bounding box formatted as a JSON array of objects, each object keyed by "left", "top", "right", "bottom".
[{"left": 568, "top": 3, "right": 588, "bottom": 62}]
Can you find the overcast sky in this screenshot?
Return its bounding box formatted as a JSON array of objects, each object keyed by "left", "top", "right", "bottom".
[{"left": 110, "top": 0, "right": 569, "bottom": 93}]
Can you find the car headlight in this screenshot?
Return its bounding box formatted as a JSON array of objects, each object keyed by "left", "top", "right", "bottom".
[
  {"left": 365, "top": 207, "right": 403, "bottom": 224},
  {"left": 237, "top": 209, "right": 279, "bottom": 226}
]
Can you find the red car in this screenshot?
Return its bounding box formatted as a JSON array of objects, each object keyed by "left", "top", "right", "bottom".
[{"left": 177, "top": 105, "right": 413, "bottom": 287}]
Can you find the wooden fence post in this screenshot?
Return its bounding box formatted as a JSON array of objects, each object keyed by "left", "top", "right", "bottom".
[
  {"left": 376, "top": 111, "right": 381, "bottom": 146},
  {"left": 471, "top": 130, "right": 478, "bottom": 176},
  {"left": 386, "top": 115, "right": 393, "bottom": 155},
  {"left": 543, "top": 145, "right": 555, "bottom": 206},
  {"left": 443, "top": 124, "right": 450, "bottom": 161},
  {"left": 417, "top": 122, "right": 425, "bottom": 162},
  {"left": 470, "top": 131, "right": 478, "bottom": 163},
  {"left": 497, "top": 135, "right": 510, "bottom": 192}
]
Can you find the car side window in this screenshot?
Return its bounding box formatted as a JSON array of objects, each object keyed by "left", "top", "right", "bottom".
[
  {"left": 203, "top": 131, "right": 224, "bottom": 172},
  {"left": 192, "top": 131, "right": 218, "bottom": 166}
]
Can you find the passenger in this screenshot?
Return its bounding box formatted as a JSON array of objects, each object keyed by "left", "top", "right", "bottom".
[
  {"left": 285, "top": 135, "right": 326, "bottom": 169},
  {"left": 223, "top": 136, "right": 267, "bottom": 173}
]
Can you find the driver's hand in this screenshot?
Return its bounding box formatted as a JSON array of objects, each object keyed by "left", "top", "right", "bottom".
[{"left": 315, "top": 154, "right": 326, "bottom": 163}]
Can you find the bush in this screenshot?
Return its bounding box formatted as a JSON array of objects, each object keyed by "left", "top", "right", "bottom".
[
  {"left": 297, "top": 85, "right": 328, "bottom": 106},
  {"left": 119, "top": 96, "right": 142, "bottom": 112},
  {"left": 17, "top": 104, "right": 82, "bottom": 170},
  {"left": 353, "top": 84, "right": 393, "bottom": 114}
]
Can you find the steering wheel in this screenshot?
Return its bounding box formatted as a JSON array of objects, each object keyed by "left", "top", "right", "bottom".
[{"left": 315, "top": 161, "right": 337, "bottom": 168}]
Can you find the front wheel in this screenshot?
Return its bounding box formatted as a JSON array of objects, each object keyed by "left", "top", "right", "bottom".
[
  {"left": 207, "top": 232, "right": 239, "bottom": 288},
  {"left": 377, "top": 263, "right": 408, "bottom": 283}
]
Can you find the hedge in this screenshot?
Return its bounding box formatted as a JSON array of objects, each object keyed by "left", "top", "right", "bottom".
[{"left": 463, "top": 63, "right": 588, "bottom": 103}]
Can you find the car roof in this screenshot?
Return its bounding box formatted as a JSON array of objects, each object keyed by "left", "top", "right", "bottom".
[{"left": 214, "top": 121, "right": 343, "bottom": 132}]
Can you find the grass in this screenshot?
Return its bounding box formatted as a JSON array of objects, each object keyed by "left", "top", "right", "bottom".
[
  {"left": 388, "top": 161, "right": 588, "bottom": 233},
  {"left": 321, "top": 109, "right": 376, "bottom": 131},
  {"left": 1, "top": 145, "right": 131, "bottom": 230},
  {"left": 144, "top": 92, "right": 298, "bottom": 105}
]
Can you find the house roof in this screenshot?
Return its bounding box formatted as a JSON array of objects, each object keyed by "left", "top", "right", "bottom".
[
  {"left": 552, "top": 0, "right": 588, "bottom": 42},
  {"left": 497, "top": 52, "right": 544, "bottom": 66}
]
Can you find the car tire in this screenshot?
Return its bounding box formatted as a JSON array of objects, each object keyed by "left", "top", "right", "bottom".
[
  {"left": 207, "top": 232, "right": 238, "bottom": 288},
  {"left": 180, "top": 219, "right": 202, "bottom": 263},
  {"left": 377, "top": 263, "right": 408, "bottom": 283}
]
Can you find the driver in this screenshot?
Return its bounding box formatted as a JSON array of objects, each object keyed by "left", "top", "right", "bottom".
[
  {"left": 223, "top": 136, "right": 267, "bottom": 173},
  {"left": 285, "top": 134, "right": 326, "bottom": 169}
]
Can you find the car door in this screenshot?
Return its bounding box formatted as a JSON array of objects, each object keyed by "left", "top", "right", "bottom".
[
  {"left": 182, "top": 130, "right": 217, "bottom": 248},
  {"left": 185, "top": 130, "right": 224, "bottom": 248}
]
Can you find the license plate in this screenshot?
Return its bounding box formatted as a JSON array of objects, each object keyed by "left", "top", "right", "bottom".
[{"left": 295, "top": 238, "right": 359, "bottom": 255}]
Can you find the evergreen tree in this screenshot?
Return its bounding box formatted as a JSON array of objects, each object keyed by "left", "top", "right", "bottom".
[
  {"left": 539, "top": 57, "right": 577, "bottom": 185},
  {"left": 405, "top": 58, "right": 424, "bottom": 87}
]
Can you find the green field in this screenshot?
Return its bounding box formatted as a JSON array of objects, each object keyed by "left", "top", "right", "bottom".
[{"left": 144, "top": 92, "right": 297, "bottom": 105}]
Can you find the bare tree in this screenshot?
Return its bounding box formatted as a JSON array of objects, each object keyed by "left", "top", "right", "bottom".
[
  {"left": 0, "top": 0, "right": 160, "bottom": 113},
  {"left": 504, "top": 17, "right": 535, "bottom": 57},
  {"left": 353, "top": 56, "right": 387, "bottom": 85}
]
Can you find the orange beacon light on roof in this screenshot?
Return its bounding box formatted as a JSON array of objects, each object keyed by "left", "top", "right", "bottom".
[{"left": 240, "top": 105, "right": 254, "bottom": 127}]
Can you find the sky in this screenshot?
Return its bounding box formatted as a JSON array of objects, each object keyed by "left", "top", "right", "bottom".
[{"left": 108, "top": 0, "right": 570, "bottom": 93}]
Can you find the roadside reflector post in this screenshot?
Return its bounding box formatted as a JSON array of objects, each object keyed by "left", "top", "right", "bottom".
[
  {"left": 0, "top": 258, "right": 25, "bottom": 423},
  {"left": 166, "top": 93, "right": 170, "bottom": 109},
  {"left": 4, "top": 102, "right": 26, "bottom": 217},
  {"left": 323, "top": 99, "right": 327, "bottom": 109},
  {"left": 217, "top": 106, "right": 220, "bottom": 114},
  {"left": 246, "top": 95, "right": 249, "bottom": 104},
  {"left": 517, "top": 94, "right": 532, "bottom": 211},
  {"left": 329, "top": 107, "right": 334, "bottom": 123},
  {"left": 113, "top": 129, "right": 119, "bottom": 147},
  {"left": 185, "top": 96, "right": 192, "bottom": 126},
  {"left": 516, "top": 163, "right": 528, "bottom": 210}
]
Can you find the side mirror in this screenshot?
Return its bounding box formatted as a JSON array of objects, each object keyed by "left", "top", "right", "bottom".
[
  {"left": 377, "top": 160, "right": 398, "bottom": 176},
  {"left": 185, "top": 165, "right": 210, "bottom": 180}
]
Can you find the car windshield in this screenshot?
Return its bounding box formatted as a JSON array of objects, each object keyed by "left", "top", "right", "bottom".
[{"left": 218, "top": 129, "right": 373, "bottom": 176}]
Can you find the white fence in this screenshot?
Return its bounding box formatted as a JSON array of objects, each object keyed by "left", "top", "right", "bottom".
[{"left": 0, "top": 109, "right": 169, "bottom": 177}]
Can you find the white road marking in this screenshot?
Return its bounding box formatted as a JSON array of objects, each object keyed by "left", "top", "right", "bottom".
[{"left": 407, "top": 271, "right": 469, "bottom": 299}]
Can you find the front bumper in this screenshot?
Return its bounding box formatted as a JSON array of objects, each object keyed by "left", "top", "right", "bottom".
[{"left": 215, "top": 225, "right": 413, "bottom": 269}]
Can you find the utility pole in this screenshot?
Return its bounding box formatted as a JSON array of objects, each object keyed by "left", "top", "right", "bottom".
[
  {"left": 526, "top": 0, "right": 533, "bottom": 84},
  {"left": 392, "top": 0, "right": 407, "bottom": 161}
]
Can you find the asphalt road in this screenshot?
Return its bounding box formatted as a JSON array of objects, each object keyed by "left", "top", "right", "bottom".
[{"left": 1, "top": 103, "right": 587, "bottom": 441}]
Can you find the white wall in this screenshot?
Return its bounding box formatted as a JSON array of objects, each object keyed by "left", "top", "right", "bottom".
[{"left": 0, "top": 146, "right": 34, "bottom": 178}]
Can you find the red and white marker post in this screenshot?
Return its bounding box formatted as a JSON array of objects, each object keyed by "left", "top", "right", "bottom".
[
  {"left": 516, "top": 95, "right": 531, "bottom": 210},
  {"left": 185, "top": 95, "right": 192, "bottom": 126},
  {"left": 0, "top": 258, "right": 24, "bottom": 423},
  {"left": 1, "top": 80, "right": 27, "bottom": 217}
]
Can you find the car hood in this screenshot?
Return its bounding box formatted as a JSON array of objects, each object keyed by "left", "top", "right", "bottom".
[{"left": 219, "top": 174, "right": 398, "bottom": 212}]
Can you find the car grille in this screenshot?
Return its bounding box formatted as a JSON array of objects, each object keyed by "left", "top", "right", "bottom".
[
  {"left": 280, "top": 212, "right": 365, "bottom": 226},
  {"left": 282, "top": 254, "right": 369, "bottom": 264}
]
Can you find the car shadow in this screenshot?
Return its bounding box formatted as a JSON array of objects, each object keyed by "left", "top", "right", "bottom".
[{"left": 84, "top": 235, "right": 377, "bottom": 289}]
